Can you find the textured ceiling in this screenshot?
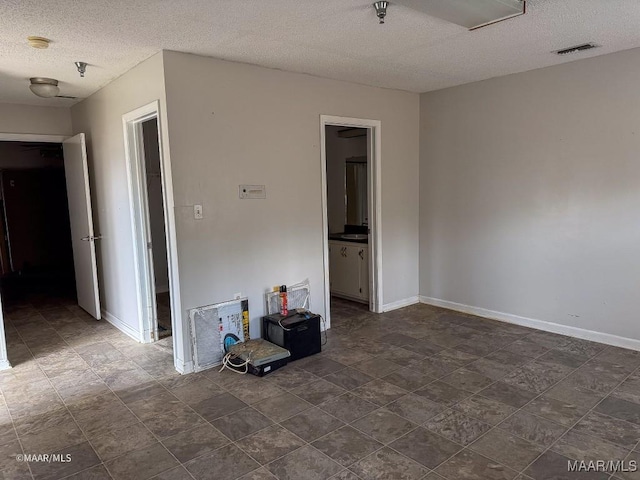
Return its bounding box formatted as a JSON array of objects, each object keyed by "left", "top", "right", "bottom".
[{"left": 1, "top": 0, "right": 639, "bottom": 106}]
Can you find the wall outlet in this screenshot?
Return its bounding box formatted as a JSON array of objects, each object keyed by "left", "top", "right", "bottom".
[{"left": 194, "top": 204, "right": 203, "bottom": 220}]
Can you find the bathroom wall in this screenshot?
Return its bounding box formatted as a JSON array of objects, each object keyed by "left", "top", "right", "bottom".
[{"left": 325, "top": 126, "right": 367, "bottom": 234}]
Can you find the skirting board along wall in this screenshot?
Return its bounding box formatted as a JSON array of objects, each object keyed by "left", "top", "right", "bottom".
[
  {"left": 382, "top": 296, "right": 420, "bottom": 313},
  {"left": 101, "top": 310, "right": 141, "bottom": 343},
  {"left": 174, "top": 358, "right": 193, "bottom": 375},
  {"left": 419, "top": 296, "right": 640, "bottom": 352},
  {"left": 101, "top": 309, "right": 193, "bottom": 374}
]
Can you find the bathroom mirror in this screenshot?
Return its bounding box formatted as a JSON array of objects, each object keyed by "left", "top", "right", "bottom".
[{"left": 345, "top": 156, "right": 367, "bottom": 226}]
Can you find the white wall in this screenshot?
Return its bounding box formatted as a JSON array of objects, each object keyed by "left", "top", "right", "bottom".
[
  {"left": 325, "top": 126, "right": 367, "bottom": 233},
  {"left": 162, "top": 51, "right": 420, "bottom": 357},
  {"left": 0, "top": 104, "right": 71, "bottom": 136},
  {"left": 420, "top": 47, "right": 640, "bottom": 344},
  {"left": 70, "top": 53, "right": 172, "bottom": 343}
]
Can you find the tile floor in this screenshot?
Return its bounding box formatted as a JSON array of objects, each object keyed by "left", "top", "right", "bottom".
[
  {"left": 156, "top": 293, "right": 172, "bottom": 338},
  {"left": 1, "top": 295, "right": 640, "bottom": 479}
]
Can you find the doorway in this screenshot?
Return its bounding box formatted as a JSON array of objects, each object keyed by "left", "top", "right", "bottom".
[
  {"left": 0, "top": 141, "right": 75, "bottom": 307},
  {"left": 0, "top": 132, "right": 102, "bottom": 370},
  {"left": 320, "top": 115, "right": 383, "bottom": 326},
  {"left": 141, "top": 118, "right": 171, "bottom": 338},
  {"left": 123, "top": 101, "right": 180, "bottom": 351}
]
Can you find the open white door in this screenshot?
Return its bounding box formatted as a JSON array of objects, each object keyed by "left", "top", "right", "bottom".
[{"left": 63, "top": 133, "right": 101, "bottom": 319}]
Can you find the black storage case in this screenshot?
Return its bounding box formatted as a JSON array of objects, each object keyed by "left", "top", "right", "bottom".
[
  {"left": 246, "top": 357, "right": 289, "bottom": 377},
  {"left": 262, "top": 312, "right": 321, "bottom": 361}
]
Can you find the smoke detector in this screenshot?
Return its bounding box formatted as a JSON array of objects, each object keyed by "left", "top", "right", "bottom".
[
  {"left": 555, "top": 43, "right": 599, "bottom": 56},
  {"left": 27, "top": 36, "right": 51, "bottom": 49}
]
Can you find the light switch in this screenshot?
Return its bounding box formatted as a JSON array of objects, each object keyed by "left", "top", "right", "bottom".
[{"left": 194, "top": 204, "right": 203, "bottom": 219}]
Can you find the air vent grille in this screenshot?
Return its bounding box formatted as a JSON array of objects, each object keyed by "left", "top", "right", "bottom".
[
  {"left": 266, "top": 280, "right": 311, "bottom": 315},
  {"left": 188, "top": 297, "right": 249, "bottom": 372},
  {"left": 555, "top": 43, "right": 598, "bottom": 56}
]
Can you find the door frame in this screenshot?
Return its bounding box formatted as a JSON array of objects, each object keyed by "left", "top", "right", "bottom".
[
  {"left": 0, "top": 132, "right": 69, "bottom": 370},
  {"left": 320, "top": 115, "right": 383, "bottom": 325},
  {"left": 122, "top": 101, "right": 182, "bottom": 354}
]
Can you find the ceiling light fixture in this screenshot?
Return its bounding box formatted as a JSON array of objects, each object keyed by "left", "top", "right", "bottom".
[
  {"left": 373, "top": 1, "right": 388, "bottom": 24},
  {"left": 75, "top": 61, "right": 87, "bottom": 77},
  {"left": 29, "top": 77, "right": 60, "bottom": 98},
  {"left": 27, "top": 36, "right": 51, "bottom": 49}
]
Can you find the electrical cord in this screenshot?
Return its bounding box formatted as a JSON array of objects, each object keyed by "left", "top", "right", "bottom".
[{"left": 219, "top": 351, "right": 252, "bottom": 374}]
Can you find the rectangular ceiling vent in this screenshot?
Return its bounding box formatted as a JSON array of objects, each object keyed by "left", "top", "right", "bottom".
[
  {"left": 394, "top": 0, "right": 525, "bottom": 30},
  {"left": 555, "top": 43, "right": 599, "bottom": 56}
]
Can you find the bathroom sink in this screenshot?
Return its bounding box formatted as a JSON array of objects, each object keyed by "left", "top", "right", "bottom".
[{"left": 340, "top": 234, "right": 368, "bottom": 240}]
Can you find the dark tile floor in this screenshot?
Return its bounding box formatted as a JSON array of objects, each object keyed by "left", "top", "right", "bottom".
[
  {"left": 156, "top": 292, "right": 172, "bottom": 338},
  {"left": 1, "top": 295, "right": 640, "bottom": 479}
]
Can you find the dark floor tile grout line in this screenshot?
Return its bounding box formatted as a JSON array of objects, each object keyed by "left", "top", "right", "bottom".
[
  {"left": 4, "top": 303, "right": 106, "bottom": 465},
  {"left": 1, "top": 314, "right": 39, "bottom": 480},
  {"left": 282, "top": 311, "right": 536, "bottom": 478},
  {"left": 513, "top": 357, "right": 640, "bottom": 479},
  {"left": 464, "top": 343, "right": 595, "bottom": 440},
  {"left": 364, "top": 318, "right": 626, "bottom": 479},
  {"left": 6, "top": 301, "right": 192, "bottom": 480},
  {"left": 286, "top": 309, "right": 621, "bottom": 478},
  {"left": 9, "top": 302, "right": 124, "bottom": 480},
  {"left": 77, "top": 353, "right": 198, "bottom": 480},
  {"left": 470, "top": 351, "right": 629, "bottom": 477},
  {"left": 4, "top": 299, "right": 637, "bottom": 480},
  {"left": 276, "top": 314, "right": 635, "bottom": 479},
  {"left": 254, "top": 381, "right": 396, "bottom": 477},
  {"left": 247, "top": 357, "right": 437, "bottom": 479},
  {"left": 86, "top": 379, "right": 197, "bottom": 478}
]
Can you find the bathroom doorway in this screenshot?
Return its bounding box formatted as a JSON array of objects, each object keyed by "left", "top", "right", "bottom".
[{"left": 320, "top": 115, "right": 383, "bottom": 326}]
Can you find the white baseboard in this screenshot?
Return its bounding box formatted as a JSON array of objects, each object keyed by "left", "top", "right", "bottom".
[
  {"left": 383, "top": 296, "right": 420, "bottom": 313},
  {"left": 419, "top": 296, "right": 640, "bottom": 352},
  {"left": 0, "top": 359, "right": 12, "bottom": 370},
  {"left": 331, "top": 292, "right": 368, "bottom": 304},
  {"left": 175, "top": 358, "right": 194, "bottom": 375},
  {"left": 102, "top": 309, "right": 191, "bottom": 374},
  {"left": 101, "top": 309, "right": 143, "bottom": 343}
]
